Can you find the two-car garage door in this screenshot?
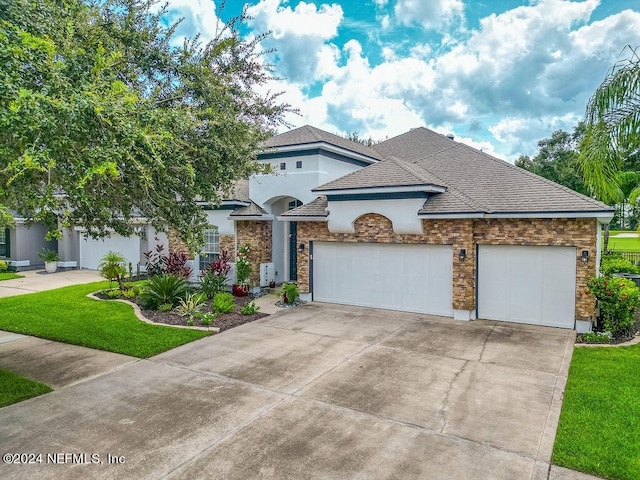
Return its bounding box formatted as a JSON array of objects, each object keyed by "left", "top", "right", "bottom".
[
  {"left": 313, "top": 242, "right": 453, "bottom": 317},
  {"left": 312, "top": 242, "right": 577, "bottom": 329}
]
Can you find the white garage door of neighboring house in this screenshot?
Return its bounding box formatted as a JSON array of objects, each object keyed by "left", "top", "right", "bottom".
[
  {"left": 313, "top": 242, "right": 453, "bottom": 316},
  {"left": 79, "top": 233, "right": 141, "bottom": 270},
  {"left": 478, "top": 245, "right": 576, "bottom": 329}
]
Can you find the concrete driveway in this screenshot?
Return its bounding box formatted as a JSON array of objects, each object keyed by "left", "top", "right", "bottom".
[{"left": 0, "top": 302, "right": 576, "bottom": 480}]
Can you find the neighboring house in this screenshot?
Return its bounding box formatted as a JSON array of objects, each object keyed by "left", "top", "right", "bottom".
[{"left": 1, "top": 214, "right": 56, "bottom": 269}]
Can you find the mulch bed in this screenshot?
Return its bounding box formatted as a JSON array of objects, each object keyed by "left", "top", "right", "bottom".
[{"left": 96, "top": 290, "right": 268, "bottom": 332}]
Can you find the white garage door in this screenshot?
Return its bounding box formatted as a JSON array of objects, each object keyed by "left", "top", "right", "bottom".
[
  {"left": 79, "top": 233, "right": 141, "bottom": 270},
  {"left": 313, "top": 242, "right": 453, "bottom": 316},
  {"left": 478, "top": 245, "right": 576, "bottom": 328}
]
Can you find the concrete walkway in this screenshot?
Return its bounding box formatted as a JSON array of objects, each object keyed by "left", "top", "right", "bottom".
[
  {"left": 0, "top": 269, "right": 104, "bottom": 298},
  {"left": 0, "top": 302, "right": 601, "bottom": 480}
]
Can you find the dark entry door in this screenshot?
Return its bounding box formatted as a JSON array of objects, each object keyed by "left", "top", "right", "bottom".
[{"left": 288, "top": 199, "right": 302, "bottom": 281}]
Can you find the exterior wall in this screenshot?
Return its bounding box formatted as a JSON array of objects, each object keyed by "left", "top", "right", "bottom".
[
  {"left": 13, "top": 223, "right": 56, "bottom": 266},
  {"left": 250, "top": 153, "right": 363, "bottom": 208},
  {"left": 297, "top": 215, "right": 598, "bottom": 322},
  {"left": 168, "top": 228, "right": 191, "bottom": 257},
  {"left": 220, "top": 234, "right": 235, "bottom": 260},
  {"left": 236, "top": 221, "right": 273, "bottom": 286}
]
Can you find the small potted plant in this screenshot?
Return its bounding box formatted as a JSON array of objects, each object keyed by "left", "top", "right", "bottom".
[
  {"left": 232, "top": 243, "right": 252, "bottom": 296},
  {"left": 38, "top": 249, "right": 60, "bottom": 273}
]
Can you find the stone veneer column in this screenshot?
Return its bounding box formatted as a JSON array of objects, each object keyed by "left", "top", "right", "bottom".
[{"left": 236, "top": 221, "right": 273, "bottom": 286}]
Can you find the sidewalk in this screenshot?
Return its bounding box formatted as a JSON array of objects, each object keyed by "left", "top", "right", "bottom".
[{"left": 0, "top": 269, "right": 104, "bottom": 298}]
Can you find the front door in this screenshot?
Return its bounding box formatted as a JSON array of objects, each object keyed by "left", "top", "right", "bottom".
[
  {"left": 289, "top": 221, "right": 297, "bottom": 281},
  {"left": 288, "top": 200, "right": 302, "bottom": 281}
]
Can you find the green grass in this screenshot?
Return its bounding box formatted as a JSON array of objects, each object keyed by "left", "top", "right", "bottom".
[
  {"left": 0, "top": 272, "right": 23, "bottom": 281},
  {"left": 552, "top": 345, "right": 640, "bottom": 479},
  {"left": 0, "top": 369, "right": 52, "bottom": 407},
  {"left": 0, "top": 282, "right": 211, "bottom": 358},
  {"left": 605, "top": 230, "right": 640, "bottom": 252}
]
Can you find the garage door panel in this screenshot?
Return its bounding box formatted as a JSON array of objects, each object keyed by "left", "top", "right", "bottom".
[
  {"left": 313, "top": 242, "right": 453, "bottom": 316},
  {"left": 478, "top": 245, "right": 576, "bottom": 328}
]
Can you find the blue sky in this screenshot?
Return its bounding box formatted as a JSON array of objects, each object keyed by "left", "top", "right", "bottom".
[{"left": 162, "top": 0, "right": 640, "bottom": 161}]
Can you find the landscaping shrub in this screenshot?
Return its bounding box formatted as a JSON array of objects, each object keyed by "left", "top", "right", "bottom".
[
  {"left": 200, "top": 250, "right": 231, "bottom": 298},
  {"left": 106, "top": 289, "right": 123, "bottom": 299},
  {"left": 144, "top": 244, "right": 192, "bottom": 279},
  {"left": 240, "top": 301, "right": 260, "bottom": 315},
  {"left": 199, "top": 312, "right": 214, "bottom": 326},
  {"left": 600, "top": 253, "right": 639, "bottom": 275},
  {"left": 281, "top": 283, "right": 299, "bottom": 304},
  {"left": 587, "top": 275, "right": 640, "bottom": 336},
  {"left": 0, "top": 260, "right": 7, "bottom": 273},
  {"left": 122, "top": 289, "right": 137, "bottom": 299},
  {"left": 175, "top": 292, "right": 207, "bottom": 318},
  {"left": 98, "top": 251, "right": 127, "bottom": 289},
  {"left": 235, "top": 243, "right": 252, "bottom": 285},
  {"left": 212, "top": 292, "right": 235, "bottom": 314},
  {"left": 139, "top": 274, "right": 188, "bottom": 309}
]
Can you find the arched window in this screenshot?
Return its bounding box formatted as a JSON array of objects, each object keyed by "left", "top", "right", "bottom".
[{"left": 199, "top": 226, "right": 219, "bottom": 270}]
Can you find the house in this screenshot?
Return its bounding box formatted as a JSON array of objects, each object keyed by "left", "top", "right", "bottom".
[
  {"left": 10, "top": 124, "right": 612, "bottom": 332},
  {"left": 231, "top": 125, "right": 612, "bottom": 332}
]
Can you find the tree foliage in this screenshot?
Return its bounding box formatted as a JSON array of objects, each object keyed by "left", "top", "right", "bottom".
[
  {"left": 0, "top": 0, "right": 290, "bottom": 248},
  {"left": 515, "top": 123, "right": 589, "bottom": 196},
  {"left": 579, "top": 46, "right": 640, "bottom": 203}
]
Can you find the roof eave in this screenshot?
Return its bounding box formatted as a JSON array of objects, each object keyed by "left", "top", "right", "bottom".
[{"left": 315, "top": 185, "right": 446, "bottom": 195}]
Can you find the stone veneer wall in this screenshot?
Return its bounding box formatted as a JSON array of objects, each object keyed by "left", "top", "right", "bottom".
[
  {"left": 167, "top": 228, "right": 192, "bottom": 258},
  {"left": 219, "top": 235, "right": 236, "bottom": 260},
  {"left": 236, "top": 221, "right": 273, "bottom": 286},
  {"left": 297, "top": 214, "right": 598, "bottom": 322}
]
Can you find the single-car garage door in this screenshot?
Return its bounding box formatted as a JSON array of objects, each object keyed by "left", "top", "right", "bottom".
[
  {"left": 478, "top": 245, "right": 576, "bottom": 328},
  {"left": 313, "top": 242, "right": 453, "bottom": 316}
]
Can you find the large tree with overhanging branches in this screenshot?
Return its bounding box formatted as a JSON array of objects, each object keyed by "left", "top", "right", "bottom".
[{"left": 0, "top": 0, "right": 290, "bottom": 250}]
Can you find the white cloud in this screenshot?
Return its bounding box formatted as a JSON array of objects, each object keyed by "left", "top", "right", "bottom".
[
  {"left": 394, "top": 0, "right": 465, "bottom": 30},
  {"left": 157, "top": 0, "right": 222, "bottom": 44},
  {"left": 245, "top": 0, "right": 344, "bottom": 83}
]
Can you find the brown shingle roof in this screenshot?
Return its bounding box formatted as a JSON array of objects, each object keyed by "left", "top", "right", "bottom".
[
  {"left": 262, "top": 125, "right": 384, "bottom": 161},
  {"left": 314, "top": 157, "right": 447, "bottom": 192},
  {"left": 280, "top": 196, "right": 329, "bottom": 217},
  {"left": 229, "top": 201, "right": 269, "bottom": 217},
  {"left": 325, "top": 127, "right": 612, "bottom": 215}
]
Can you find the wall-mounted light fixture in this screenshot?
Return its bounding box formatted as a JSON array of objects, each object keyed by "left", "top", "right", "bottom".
[
  {"left": 299, "top": 243, "right": 305, "bottom": 251},
  {"left": 581, "top": 250, "right": 589, "bottom": 265},
  {"left": 459, "top": 248, "right": 467, "bottom": 261}
]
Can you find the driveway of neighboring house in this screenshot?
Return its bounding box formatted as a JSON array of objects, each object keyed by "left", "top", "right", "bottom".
[
  {"left": 0, "top": 269, "right": 104, "bottom": 298},
  {"left": 0, "top": 302, "right": 581, "bottom": 480}
]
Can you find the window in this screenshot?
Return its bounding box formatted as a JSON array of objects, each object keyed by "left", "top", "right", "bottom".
[
  {"left": 296, "top": 160, "right": 302, "bottom": 169},
  {"left": 0, "top": 228, "right": 7, "bottom": 257},
  {"left": 280, "top": 162, "right": 286, "bottom": 170},
  {"left": 199, "top": 227, "right": 219, "bottom": 270}
]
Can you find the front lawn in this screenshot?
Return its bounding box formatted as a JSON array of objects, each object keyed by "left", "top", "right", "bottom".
[
  {"left": 553, "top": 345, "right": 640, "bottom": 480},
  {"left": 0, "top": 282, "right": 211, "bottom": 358},
  {"left": 0, "top": 369, "right": 52, "bottom": 407},
  {"left": 0, "top": 272, "right": 23, "bottom": 281}
]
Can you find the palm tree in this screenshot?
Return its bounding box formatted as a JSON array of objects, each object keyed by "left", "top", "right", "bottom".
[{"left": 579, "top": 46, "right": 640, "bottom": 250}]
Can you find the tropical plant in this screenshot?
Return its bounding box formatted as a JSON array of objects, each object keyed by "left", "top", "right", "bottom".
[
  {"left": 235, "top": 243, "right": 252, "bottom": 285},
  {"left": 586, "top": 275, "right": 640, "bottom": 336},
  {"left": 200, "top": 250, "right": 231, "bottom": 298},
  {"left": 139, "top": 274, "right": 188, "bottom": 310},
  {"left": 579, "top": 46, "right": 640, "bottom": 250},
  {"left": 165, "top": 251, "right": 193, "bottom": 279},
  {"left": 240, "top": 301, "right": 261, "bottom": 315},
  {"left": 212, "top": 292, "right": 235, "bottom": 314},
  {"left": 98, "top": 251, "right": 127, "bottom": 289},
  {"left": 106, "top": 289, "right": 123, "bottom": 299},
  {"left": 144, "top": 244, "right": 167, "bottom": 277},
  {"left": 175, "top": 292, "right": 207, "bottom": 318},
  {"left": 281, "top": 283, "right": 299, "bottom": 305},
  {"left": 37, "top": 249, "right": 59, "bottom": 263}
]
